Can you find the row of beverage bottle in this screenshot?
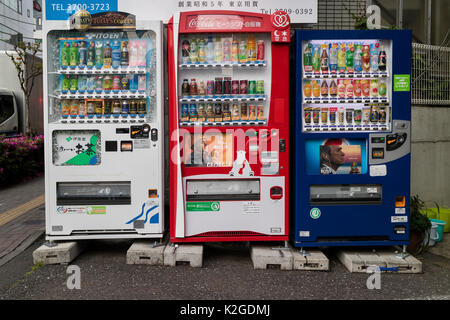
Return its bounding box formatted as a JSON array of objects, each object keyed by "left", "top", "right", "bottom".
[
  {"left": 181, "top": 35, "right": 265, "bottom": 64},
  {"left": 304, "top": 106, "right": 388, "bottom": 125},
  {"left": 60, "top": 39, "right": 147, "bottom": 69},
  {"left": 304, "top": 79, "right": 387, "bottom": 99},
  {"left": 181, "top": 78, "right": 265, "bottom": 96},
  {"left": 60, "top": 74, "right": 146, "bottom": 92},
  {"left": 304, "top": 42, "right": 387, "bottom": 74},
  {"left": 61, "top": 99, "right": 147, "bottom": 117},
  {"left": 180, "top": 102, "right": 265, "bottom": 122}
]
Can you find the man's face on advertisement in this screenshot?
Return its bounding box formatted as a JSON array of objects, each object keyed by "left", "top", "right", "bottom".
[{"left": 329, "top": 145, "right": 345, "bottom": 165}]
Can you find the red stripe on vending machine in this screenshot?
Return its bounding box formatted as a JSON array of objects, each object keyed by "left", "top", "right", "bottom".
[{"left": 169, "top": 10, "right": 290, "bottom": 243}]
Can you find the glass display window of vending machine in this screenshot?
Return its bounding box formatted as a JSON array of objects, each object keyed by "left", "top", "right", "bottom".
[
  {"left": 293, "top": 30, "right": 412, "bottom": 248},
  {"left": 43, "top": 12, "right": 164, "bottom": 240},
  {"left": 168, "top": 11, "right": 291, "bottom": 242}
]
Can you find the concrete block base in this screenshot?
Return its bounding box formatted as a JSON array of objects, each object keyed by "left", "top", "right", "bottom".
[
  {"left": 32, "top": 241, "right": 86, "bottom": 265},
  {"left": 336, "top": 248, "right": 423, "bottom": 273},
  {"left": 126, "top": 241, "right": 165, "bottom": 265},
  {"left": 164, "top": 243, "right": 203, "bottom": 267},
  {"left": 292, "top": 249, "right": 329, "bottom": 271},
  {"left": 250, "top": 245, "right": 293, "bottom": 270}
]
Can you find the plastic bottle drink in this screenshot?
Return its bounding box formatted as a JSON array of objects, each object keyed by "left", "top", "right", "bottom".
[
  {"left": 354, "top": 80, "right": 362, "bottom": 97},
  {"left": 338, "top": 44, "right": 346, "bottom": 73},
  {"left": 329, "top": 79, "right": 337, "bottom": 97},
  {"left": 370, "top": 43, "right": 379, "bottom": 71},
  {"left": 346, "top": 80, "right": 354, "bottom": 98},
  {"left": 361, "top": 80, "right": 370, "bottom": 97},
  {"left": 379, "top": 79, "right": 387, "bottom": 97},
  {"left": 112, "top": 100, "right": 121, "bottom": 114},
  {"left": 95, "top": 76, "right": 103, "bottom": 91},
  {"left": 257, "top": 40, "right": 265, "bottom": 61},
  {"left": 198, "top": 38, "right": 206, "bottom": 63},
  {"left": 138, "top": 40, "right": 147, "bottom": 67},
  {"left": 61, "top": 42, "right": 70, "bottom": 67},
  {"left": 69, "top": 100, "right": 79, "bottom": 117},
  {"left": 129, "top": 75, "right": 138, "bottom": 91},
  {"left": 113, "top": 75, "right": 121, "bottom": 91},
  {"left": 78, "top": 75, "right": 87, "bottom": 92},
  {"left": 312, "top": 45, "right": 321, "bottom": 74},
  {"left": 78, "top": 100, "right": 86, "bottom": 117},
  {"left": 329, "top": 43, "right": 338, "bottom": 74},
  {"left": 362, "top": 45, "right": 370, "bottom": 72},
  {"left": 95, "top": 101, "right": 103, "bottom": 116},
  {"left": 239, "top": 39, "right": 247, "bottom": 63},
  {"left": 129, "top": 40, "right": 139, "bottom": 67},
  {"left": 320, "top": 80, "right": 329, "bottom": 97},
  {"left": 103, "top": 41, "right": 112, "bottom": 68},
  {"left": 61, "top": 75, "right": 70, "bottom": 91},
  {"left": 214, "top": 37, "right": 223, "bottom": 63},
  {"left": 247, "top": 35, "right": 256, "bottom": 62},
  {"left": 87, "top": 101, "right": 95, "bottom": 115},
  {"left": 121, "top": 41, "right": 129, "bottom": 67},
  {"left": 370, "top": 79, "right": 378, "bottom": 97},
  {"left": 70, "top": 75, "right": 78, "bottom": 91},
  {"left": 303, "top": 43, "right": 313, "bottom": 72},
  {"left": 70, "top": 42, "right": 79, "bottom": 67},
  {"left": 87, "top": 42, "right": 95, "bottom": 67},
  {"left": 182, "top": 39, "right": 190, "bottom": 64},
  {"left": 198, "top": 81, "right": 206, "bottom": 95},
  {"left": 223, "top": 38, "right": 232, "bottom": 62},
  {"left": 303, "top": 80, "right": 312, "bottom": 97},
  {"left": 112, "top": 41, "right": 121, "bottom": 68},
  {"left": 320, "top": 44, "right": 329, "bottom": 74},
  {"left": 312, "top": 80, "right": 321, "bottom": 97},
  {"left": 103, "top": 75, "right": 113, "bottom": 91},
  {"left": 121, "top": 76, "right": 129, "bottom": 91},
  {"left": 353, "top": 44, "right": 362, "bottom": 72},
  {"left": 138, "top": 75, "right": 146, "bottom": 91},
  {"left": 190, "top": 78, "right": 198, "bottom": 96},
  {"left": 206, "top": 36, "right": 214, "bottom": 63},
  {"left": 78, "top": 41, "right": 87, "bottom": 67},
  {"left": 190, "top": 39, "right": 198, "bottom": 63},
  {"left": 378, "top": 45, "right": 387, "bottom": 71},
  {"left": 346, "top": 44, "right": 354, "bottom": 74},
  {"left": 95, "top": 41, "right": 103, "bottom": 68},
  {"left": 337, "top": 79, "right": 346, "bottom": 98},
  {"left": 61, "top": 100, "right": 70, "bottom": 116}
]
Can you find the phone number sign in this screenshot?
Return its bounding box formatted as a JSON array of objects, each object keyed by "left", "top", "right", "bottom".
[{"left": 45, "top": 0, "right": 118, "bottom": 20}]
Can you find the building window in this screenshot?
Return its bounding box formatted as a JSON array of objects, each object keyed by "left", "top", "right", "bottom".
[{"left": 1, "top": 0, "right": 22, "bottom": 14}]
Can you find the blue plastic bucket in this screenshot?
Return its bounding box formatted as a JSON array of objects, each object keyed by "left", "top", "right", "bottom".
[{"left": 429, "top": 219, "right": 446, "bottom": 242}]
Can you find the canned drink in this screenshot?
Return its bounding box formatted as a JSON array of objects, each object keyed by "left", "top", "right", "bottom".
[
  {"left": 78, "top": 100, "right": 86, "bottom": 117},
  {"left": 248, "top": 105, "right": 256, "bottom": 120},
  {"left": 354, "top": 108, "right": 362, "bottom": 124},
  {"left": 329, "top": 107, "right": 337, "bottom": 124},
  {"left": 379, "top": 106, "right": 386, "bottom": 123},
  {"left": 121, "top": 76, "right": 129, "bottom": 91},
  {"left": 112, "top": 100, "right": 121, "bottom": 114},
  {"left": 189, "top": 104, "right": 197, "bottom": 117},
  {"left": 87, "top": 101, "right": 95, "bottom": 115},
  {"left": 206, "top": 80, "right": 215, "bottom": 95},
  {"left": 61, "top": 100, "right": 70, "bottom": 116},
  {"left": 129, "top": 100, "right": 137, "bottom": 114},
  {"left": 362, "top": 107, "right": 370, "bottom": 124},
  {"left": 231, "top": 80, "right": 240, "bottom": 94},
  {"left": 182, "top": 79, "right": 190, "bottom": 96},
  {"left": 121, "top": 100, "right": 129, "bottom": 114},
  {"left": 222, "top": 103, "right": 231, "bottom": 121},
  {"left": 138, "top": 100, "right": 146, "bottom": 114},
  {"left": 95, "top": 101, "right": 103, "bottom": 115},
  {"left": 214, "top": 77, "right": 223, "bottom": 95},
  {"left": 206, "top": 103, "right": 214, "bottom": 121},
  {"left": 240, "top": 102, "right": 248, "bottom": 120},
  {"left": 370, "top": 106, "right": 379, "bottom": 122},
  {"left": 248, "top": 80, "right": 256, "bottom": 94},
  {"left": 232, "top": 103, "right": 240, "bottom": 120},
  {"left": 239, "top": 80, "right": 248, "bottom": 95},
  {"left": 181, "top": 103, "right": 189, "bottom": 119},
  {"left": 214, "top": 103, "right": 222, "bottom": 121},
  {"left": 104, "top": 100, "right": 112, "bottom": 114},
  {"left": 197, "top": 103, "right": 206, "bottom": 121},
  {"left": 257, "top": 105, "right": 265, "bottom": 120},
  {"left": 321, "top": 107, "right": 328, "bottom": 124},
  {"left": 113, "top": 76, "right": 121, "bottom": 91},
  {"left": 304, "top": 107, "right": 312, "bottom": 124},
  {"left": 223, "top": 77, "right": 232, "bottom": 95},
  {"left": 103, "top": 75, "right": 112, "bottom": 91},
  {"left": 312, "top": 107, "right": 320, "bottom": 124},
  {"left": 346, "top": 108, "right": 354, "bottom": 124},
  {"left": 256, "top": 80, "right": 264, "bottom": 94},
  {"left": 257, "top": 40, "right": 265, "bottom": 61}
]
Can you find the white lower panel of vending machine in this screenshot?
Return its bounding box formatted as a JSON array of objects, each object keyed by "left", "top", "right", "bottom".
[{"left": 183, "top": 175, "right": 285, "bottom": 237}]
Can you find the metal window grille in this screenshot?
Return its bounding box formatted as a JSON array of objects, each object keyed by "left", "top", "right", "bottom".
[{"left": 412, "top": 43, "right": 450, "bottom": 105}]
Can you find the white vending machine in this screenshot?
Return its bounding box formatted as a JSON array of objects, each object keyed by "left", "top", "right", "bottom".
[{"left": 43, "top": 11, "right": 164, "bottom": 240}]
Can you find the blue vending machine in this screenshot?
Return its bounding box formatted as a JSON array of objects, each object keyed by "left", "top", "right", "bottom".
[{"left": 292, "top": 30, "right": 411, "bottom": 247}]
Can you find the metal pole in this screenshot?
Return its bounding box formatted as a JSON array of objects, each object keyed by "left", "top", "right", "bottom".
[
  {"left": 427, "top": 0, "right": 432, "bottom": 44},
  {"left": 396, "top": 0, "right": 403, "bottom": 29}
]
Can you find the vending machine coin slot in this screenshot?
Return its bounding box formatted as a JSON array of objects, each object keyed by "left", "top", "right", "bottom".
[
  {"left": 116, "top": 128, "right": 130, "bottom": 134},
  {"left": 372, "top": 148, "right": 385, "bottom": 159},
  {"left": 270, "top": 186, "right": 283, "bottom": 200},
  {"left": 394, "top": 225, "right": 406, "bottom": 234},
  {"left": 386, "top": 133, "right": 407, "bottom": 151},
  {"left": 279, "top": 139, "right": 286, "bottom": 152}
]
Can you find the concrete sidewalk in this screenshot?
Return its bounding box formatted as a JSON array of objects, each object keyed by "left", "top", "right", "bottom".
[{"left": 0, "top": 177, "right": 45, "bottom": 267}]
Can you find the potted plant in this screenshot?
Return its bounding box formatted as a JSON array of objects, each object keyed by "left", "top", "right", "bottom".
[{"left": 408, "top": 195, "right": 432, "bottom": 254}]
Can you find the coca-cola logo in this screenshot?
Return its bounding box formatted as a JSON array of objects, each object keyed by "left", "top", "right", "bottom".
[
  {"left": 187, "top": 15, "right": 244, "bottom": 30},
  {"left": 271, "top": 10, "right": 290, "bottom": 29}
]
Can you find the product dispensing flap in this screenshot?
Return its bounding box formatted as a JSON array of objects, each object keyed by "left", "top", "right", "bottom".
[{"left": 186, "top": 179, "right": 260, "bottom": 201}]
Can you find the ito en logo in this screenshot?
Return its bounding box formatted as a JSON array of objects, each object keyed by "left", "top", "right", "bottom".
[
  {"left": 310, "top": 207, "right": 321, "bottom": 219},
  {"left": 211, "top": 202, "right": 220, "bottom": 211}
]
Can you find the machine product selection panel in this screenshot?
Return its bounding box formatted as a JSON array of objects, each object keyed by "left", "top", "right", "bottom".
[
  {"left": 169, "top": 10, "right": 291, "bottom": 242},
  {"left": 44, "top": 11, "right": 164, "bottom": 240},
  {"left": 293, "top": 30, "right": 411, "bottom": 247}
]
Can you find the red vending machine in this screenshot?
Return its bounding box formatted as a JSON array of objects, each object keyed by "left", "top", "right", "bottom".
[{"left": 169, "top": 10, "right": 290, "bottom": 243}]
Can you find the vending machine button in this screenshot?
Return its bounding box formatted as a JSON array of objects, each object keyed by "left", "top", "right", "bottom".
[
  {"left": 151, "top": 128, "right": 158, "bottom": 141},
  {"left": 270, "top": 186, "right": 283, "bottom": 200}
]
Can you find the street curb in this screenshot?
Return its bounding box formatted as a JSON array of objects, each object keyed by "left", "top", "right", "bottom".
[{"left": 0, "top": 229, "right": 44, "bottom": 268}]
